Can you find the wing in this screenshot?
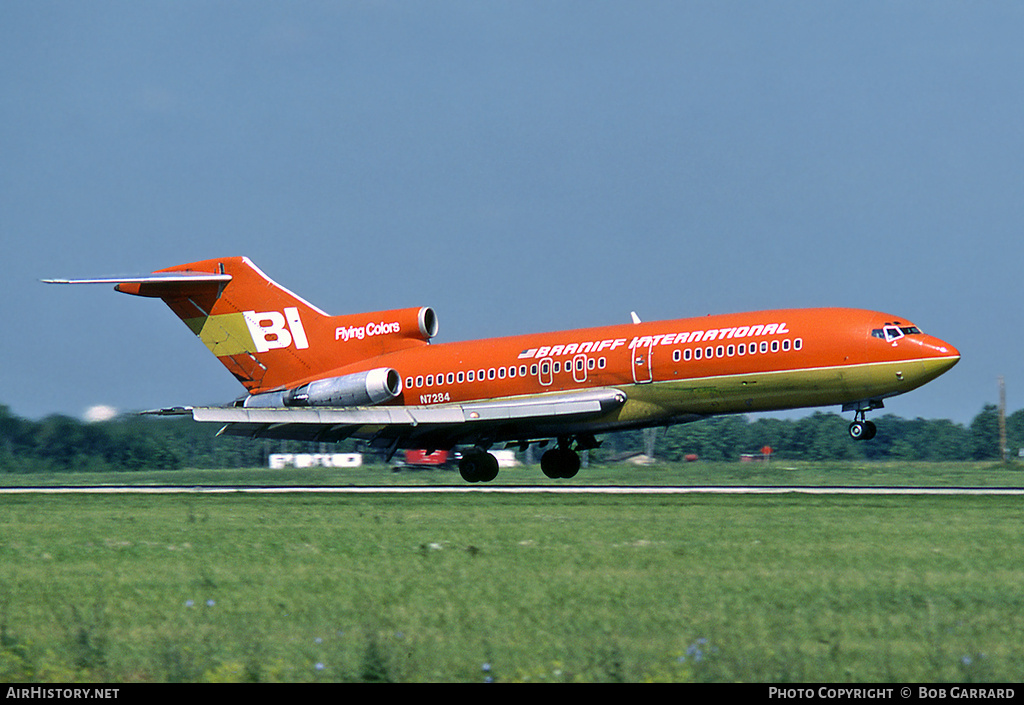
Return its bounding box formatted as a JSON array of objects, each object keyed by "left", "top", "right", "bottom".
[{"left": 160, "top": 388, "right": 627, "bottom": 451}]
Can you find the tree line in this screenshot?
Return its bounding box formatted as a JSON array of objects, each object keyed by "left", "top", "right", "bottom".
[
  {"left": 0, "top": 405, "right": 342, "bottom": 473},
  {"left": 0, "top": 403, "right": 1018, "bottom": 473},
  {"left": 606, "top": 405, "right": 1018, "bottom": 463}
]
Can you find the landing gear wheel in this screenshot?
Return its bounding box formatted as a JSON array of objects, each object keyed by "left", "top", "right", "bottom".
[
  {"left": 540, "top": 449, "right": 561, "bottom": 479},
  {"left": 540, "top": 448, "right": 581, "bottom": 479},
  {"left": 459, "top": 452, "right": 499, "bottom": 482},
  {"left": 560, "top": 451, "right": 580, "bottom": 478},
  {"left": 479, "top": 452, "right": 499, "bottom": 482},
  {"left": 848, "top": 420, "right": 877, "bottom": 441}
]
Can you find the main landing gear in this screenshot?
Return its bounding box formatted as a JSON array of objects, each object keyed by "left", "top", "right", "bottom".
[
  {"left": 458, "top": 449, "right": 499, "bottom": 483},
  {"left": 540, "top": 446, "right": 580, "bottom": 479},
  {"left": 457, "top": 435, "right": 599, "bottom": 483},
  {"left": 540, "top": 435, "right": 598, "bottom": 479}
]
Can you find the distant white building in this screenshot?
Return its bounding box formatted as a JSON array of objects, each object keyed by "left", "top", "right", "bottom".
[
  {"left": 269, "top": 453, "right": 363, "bottom": 469},
  {"left": 492, "top": 450, "right": 520, "bottom": 467}
]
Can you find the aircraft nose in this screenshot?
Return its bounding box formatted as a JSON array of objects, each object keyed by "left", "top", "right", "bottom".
[{"left": 923, "top": 335, "right": 960, "bottom": 374}]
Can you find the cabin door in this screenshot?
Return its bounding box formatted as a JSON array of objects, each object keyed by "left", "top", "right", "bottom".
[{"left": 632, "top": 342, "right": 653, "bottom": 384}]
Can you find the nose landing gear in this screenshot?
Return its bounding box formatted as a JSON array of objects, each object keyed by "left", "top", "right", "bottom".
[
  {"left": 848, "top": 411, "right": 877, "bottom": 441},
  {"left": 844, "top": 400, "right": 883, "bottom": 441}
]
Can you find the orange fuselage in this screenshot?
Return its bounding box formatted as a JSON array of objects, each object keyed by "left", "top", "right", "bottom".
[{"left": 308, "top": 307, "right": 959, "bottom": 433}]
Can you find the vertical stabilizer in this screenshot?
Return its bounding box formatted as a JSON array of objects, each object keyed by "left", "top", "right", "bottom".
[{"left": 49, "top": 257, "right": 437, "bottom": 393}]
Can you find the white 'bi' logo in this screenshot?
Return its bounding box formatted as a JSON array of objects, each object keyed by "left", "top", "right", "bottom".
[{"left": 243, "top": 307, "right": 310, "bottom": 353}]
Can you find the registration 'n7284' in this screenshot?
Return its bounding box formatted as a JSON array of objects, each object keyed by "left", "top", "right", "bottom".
[{"left": 420, "top": 392, "right": 451, "bottom": 405}]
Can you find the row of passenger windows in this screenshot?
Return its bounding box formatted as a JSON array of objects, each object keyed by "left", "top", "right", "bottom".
[
  {"left": 671, "top": 338, "right": 803, "bottom": 362},
  {"left": 406, "top": 357, "right": 609, "bottom": 389},
  {"left": 405, "top": 338, "right": 803, "bottom": 390}
]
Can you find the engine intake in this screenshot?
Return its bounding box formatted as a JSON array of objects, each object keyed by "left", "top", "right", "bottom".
[{"left": 331, "top": 306, "right": 438, "bottom": 345}]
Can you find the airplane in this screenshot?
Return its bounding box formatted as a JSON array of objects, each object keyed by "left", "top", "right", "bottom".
[{"left": 44, "top": 256, "right": 960, "bottom": 482}]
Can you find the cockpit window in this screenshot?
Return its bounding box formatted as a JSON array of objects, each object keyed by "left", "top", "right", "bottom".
[{"left": 871, "top": 325, "right": 922, "bottom": 341}]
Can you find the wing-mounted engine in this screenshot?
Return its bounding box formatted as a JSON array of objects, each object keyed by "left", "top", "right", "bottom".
[{"left": 244, "top": 367, "right": 402, "bottom": 408}]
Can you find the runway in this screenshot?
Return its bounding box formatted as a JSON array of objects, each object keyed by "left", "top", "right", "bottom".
[{"left": 2, "top": 485, "right": 1023, "bottom": 495}]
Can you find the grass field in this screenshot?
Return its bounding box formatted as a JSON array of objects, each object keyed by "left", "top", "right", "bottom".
[
  {"left": 2, "top": 458, "right": 1023, "bottom": 488},
  {"left": 2, "top": 464, "right": 1023, "bottom": 682}
]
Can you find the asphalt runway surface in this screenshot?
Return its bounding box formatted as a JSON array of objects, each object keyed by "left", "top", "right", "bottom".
[{"left": 2, "top": 485, "right": 1023, "bottom": 495}]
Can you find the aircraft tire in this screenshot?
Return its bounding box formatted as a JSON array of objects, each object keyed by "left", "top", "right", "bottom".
[
  {"left": 848, "top": 421, "right": 877, "bottom": 441},
  {"left": 479, "top": 453, "right": 499, "bottom": 482},
  {"left": 459, "top": 455, "right": 482, "bottom": 482},
  {"left": 560, "top": 450, "right": 581, "bottom": 478},
  {"left": 459, "top": 452, "right": 499, "bottom": 483},
  {"left": 540, "top": 449, "right": 562, "bottom": 478},
  {"left": 540, "top": 448, "right": 581, "bottom": 479}
]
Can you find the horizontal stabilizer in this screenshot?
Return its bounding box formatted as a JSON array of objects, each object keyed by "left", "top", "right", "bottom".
[
  {"left": 42, "top": 273, "right": 232, "bottom": 285},
  {"left": 42, "top": 272, "right": 232, "bottom": 299}
]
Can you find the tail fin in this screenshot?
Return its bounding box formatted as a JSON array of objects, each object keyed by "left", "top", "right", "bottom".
[{"left": 47, "top": 257, "right": 437, "bottom": 393}]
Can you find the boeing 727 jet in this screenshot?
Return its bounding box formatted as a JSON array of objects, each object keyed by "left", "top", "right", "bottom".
[{"left": 45, "top": 256, "right": 960, "bottom": 482}]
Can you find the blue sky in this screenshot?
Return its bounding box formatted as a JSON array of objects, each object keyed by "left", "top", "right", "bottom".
[{"left": 3, "top": 1, "right": 1022, "bottom": 425}]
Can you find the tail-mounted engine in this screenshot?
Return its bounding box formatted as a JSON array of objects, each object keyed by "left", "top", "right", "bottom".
[{"left": 331, "top": 306, "right": 438, "bottom": 345}]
